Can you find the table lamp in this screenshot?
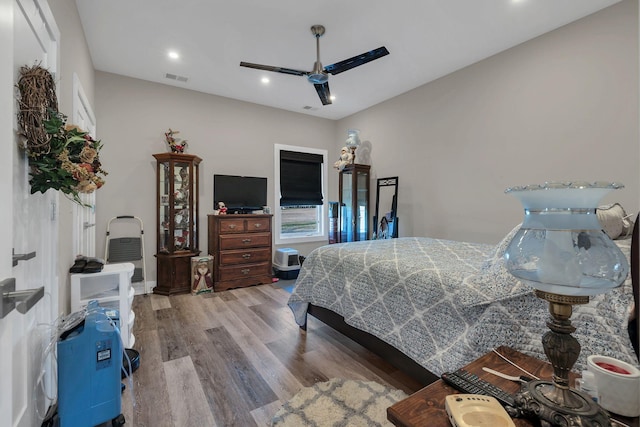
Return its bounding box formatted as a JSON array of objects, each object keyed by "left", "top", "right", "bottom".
[
  {"left": 504, "top": 181, "right": 629, "bottom": 427},
  {"left": 345, "top": 129, "right": 361, "bottom": 164}
]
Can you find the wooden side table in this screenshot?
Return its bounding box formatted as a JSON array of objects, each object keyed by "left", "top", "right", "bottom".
[{"left": 387, "top": 346, "right": 639, "bottom": 427}]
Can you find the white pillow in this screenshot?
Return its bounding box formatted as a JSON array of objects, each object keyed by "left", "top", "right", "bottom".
[{"left": 597, "top": 203, "right": 633, "bottom": 240}]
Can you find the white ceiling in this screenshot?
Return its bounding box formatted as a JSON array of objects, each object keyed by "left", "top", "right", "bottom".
[{"left": 75, "top": 0, "right": 622, "bottom": 120}]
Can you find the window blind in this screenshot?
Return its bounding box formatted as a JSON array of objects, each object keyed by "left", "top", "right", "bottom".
[{"left": 280, "top": 150, "right": 323, "bottom": 206}]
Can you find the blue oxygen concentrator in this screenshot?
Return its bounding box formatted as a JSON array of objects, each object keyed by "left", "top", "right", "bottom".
[{"left": 57, "top": 300, "right": 124, "bottom": 427}]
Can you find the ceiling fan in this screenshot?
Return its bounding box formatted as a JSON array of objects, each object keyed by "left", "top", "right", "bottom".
[{"left": 240, "top": 25, "right": 389, "bottom": 106}]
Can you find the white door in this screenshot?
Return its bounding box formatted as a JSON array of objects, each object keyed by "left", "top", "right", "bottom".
[
  {"left": 72, "top": 73, "right": 98, "bottom": 258},
  {"left": 0, "top": 1, "right": 60, "bottom": 426}
]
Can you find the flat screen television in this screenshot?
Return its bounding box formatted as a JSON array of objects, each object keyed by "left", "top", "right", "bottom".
[{"left": 213, "top": 174, "right": 267, "bottom": 213}]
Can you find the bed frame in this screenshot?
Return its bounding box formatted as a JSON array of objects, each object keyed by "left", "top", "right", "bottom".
[
  {"left": 303, "top": 215, "right": 640, "bottom": 387},
  {"left": 306, "top": 303, "right": 440, "bottom": 385}
]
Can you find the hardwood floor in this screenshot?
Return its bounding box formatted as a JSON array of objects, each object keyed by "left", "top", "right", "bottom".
[{"left": 120, "top": 284, "right": 423, "bottom": 426}]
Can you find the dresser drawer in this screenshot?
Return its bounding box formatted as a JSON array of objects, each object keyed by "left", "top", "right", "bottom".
[
  {"left": 246, "top": 217, "right": 271, "bottom": 233},
  {"left": 219, "top": 247, "right": 271, "bottom": 265},
  {"left": 219, "top": 233, "right": 271, "bottom": 250},
  {"left": 218, "top": 262, "right": 271, "bottom": 282},
  {"left": 217, "top": 218, "right": 247, "bottom": 234}
]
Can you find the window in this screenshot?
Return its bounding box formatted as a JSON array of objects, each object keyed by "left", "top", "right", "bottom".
[{"left": 274, "top": 144, "right": 328, "bottom": 244}]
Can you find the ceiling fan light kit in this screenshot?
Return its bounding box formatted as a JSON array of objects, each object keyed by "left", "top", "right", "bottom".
[{"left": 240, "top": 25, "right": 389, "bottom": 106}]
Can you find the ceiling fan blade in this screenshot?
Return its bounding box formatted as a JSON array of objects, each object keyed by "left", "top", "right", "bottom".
[
  {"left": 314, "top": 82, "right": 332, "bottom": 105},
  {"left": 239, "top": 61, "right": 309, "bottom": 77},
  {"left": 324, "top": 47, "right": 389, "bottom": 75}
]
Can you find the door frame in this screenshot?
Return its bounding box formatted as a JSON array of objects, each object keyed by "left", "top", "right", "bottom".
[
  {"left": 1, "top": 1, "right": 61, "bottom": 426},
  {"left": 72, "top": 72, "right": 98, "bottom": 258}
]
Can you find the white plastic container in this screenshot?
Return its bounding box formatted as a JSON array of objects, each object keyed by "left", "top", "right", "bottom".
[
  {"left": 274, "top": 248, "right": 300, "bottom": 280},
  {"left": 587, "top": 355, "right": 640, "bottom": 417},
  {"left": 274, "top": 248, "right": 300, "bottom": 267}
]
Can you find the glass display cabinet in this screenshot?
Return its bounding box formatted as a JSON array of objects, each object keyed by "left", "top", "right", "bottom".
[
  {"left": 153, "top": 152, "right": 202, "bottom": 295},
  {"left": 338, "top": 163, "right": 370, "bottom": 242}
]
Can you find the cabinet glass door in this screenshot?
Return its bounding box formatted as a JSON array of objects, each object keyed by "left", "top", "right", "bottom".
[
  {"left": 338, "top": 163, "right": 370, "bottom": 242},
  {"left": 173, "top": 162, "right": 191, "bottom": 251},
  {"left": 356, "top": 169, "right": 368, "bottom": 241},
  {"left": 155, "top": 153, "right": 201, "bottom": 255},
  {"left": 159, "top": 161, "right": 170, "bottom": 253},
  {"left": 191, "top": 162, "right": 199, "bottom": 252},
  {"left": 340, "top": 172, "right": 353, "bottom": 243}
]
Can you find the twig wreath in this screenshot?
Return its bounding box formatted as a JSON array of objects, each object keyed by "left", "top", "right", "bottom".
[
  {"left": 16, "top": 64, "right": 58, "bottom": 155},
  {"left": 16, "top": 65, "right": 107, "bottom": 205}
]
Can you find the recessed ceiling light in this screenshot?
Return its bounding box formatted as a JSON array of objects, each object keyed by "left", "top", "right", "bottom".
[
  {"left": 330, "top": 95, "right": 336, "bottom": 101},
  {"left": 168, "top": 51, "right": 179, "bottom": 60},
  {"left": 261, "top": 77, "right": 270, "bottom": 84}
]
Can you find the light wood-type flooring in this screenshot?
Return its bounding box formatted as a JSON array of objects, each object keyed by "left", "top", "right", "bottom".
[{"left": 119, "top": 283, "right": 423, "bottom": 426}]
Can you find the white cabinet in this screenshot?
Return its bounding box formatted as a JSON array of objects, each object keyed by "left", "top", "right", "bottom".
[{"left": 71, "top": 263, "right": 135, "bottom": 348}]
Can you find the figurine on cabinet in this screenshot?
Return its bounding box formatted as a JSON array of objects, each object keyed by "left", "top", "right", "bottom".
[
  {"left": 165, "top": 128, "right": 188, "bottom": 153},
  {"left": 333, "top": 146, "right": 353, "bottom": 171},
  {"left": 217, "top": 201, "right": 228, "bottom": 215}
]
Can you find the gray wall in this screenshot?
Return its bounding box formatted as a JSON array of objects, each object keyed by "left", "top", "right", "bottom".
[
  {"left": 94, "top": 74, "right": 337, "bottom": 284},
  {"left": 93, "top": 0, "right": 638, "bottom": 285},
  {"left": 337, "top": 0, "right": 639, "bottom": 244}
]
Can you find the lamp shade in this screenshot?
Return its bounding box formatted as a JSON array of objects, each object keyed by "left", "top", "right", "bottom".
[
  {"left": 504, "top": 181, "right": 628, "bottom": 296},
  {"left": 345, "top": 129, "right": 361, "bottom": 149}
]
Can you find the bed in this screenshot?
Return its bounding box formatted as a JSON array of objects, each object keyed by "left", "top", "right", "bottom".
[{"left": 288, "top": 217, "right": 640, "bottom": 386}]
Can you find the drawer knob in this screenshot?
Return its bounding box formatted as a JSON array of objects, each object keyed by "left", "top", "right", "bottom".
[
  {"left": 228, "top": 224, "right": 236, "bottom": 230},
  {"left": 254, "top": 223, "right": 262, "bottom": 228},
  {"left": 241, "top": 268, "right": 250, "bottom": 275},
  {"left": 242, "top": 254, "right": 252, "bottom": 259},
  {"left": 242, "top": 238, "right": 251, "bottom": 244}
]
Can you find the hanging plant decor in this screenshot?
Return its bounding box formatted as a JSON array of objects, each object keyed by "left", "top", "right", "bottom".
[
  {"left": 16, "top": 65, "right": 107, "bottom": 205},
  {"left": 27, "top": 109, "right": 108, "bottom": 204}
]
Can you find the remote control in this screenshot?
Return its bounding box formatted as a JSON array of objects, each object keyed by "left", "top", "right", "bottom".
[{"left": 441, "top": 369, "right": 516, "bottom": 408}]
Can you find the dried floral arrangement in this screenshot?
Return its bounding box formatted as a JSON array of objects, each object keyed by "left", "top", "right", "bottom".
[{"left": 16, "top": 65, "right": 107, "bottom": 205}]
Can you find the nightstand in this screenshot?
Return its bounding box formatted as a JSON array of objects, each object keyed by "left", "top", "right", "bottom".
[{"left": 387, "top": 346, "right": 638, "bottom": 427}]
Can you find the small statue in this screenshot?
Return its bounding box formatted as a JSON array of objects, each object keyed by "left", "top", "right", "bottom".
[
  {"left": 217, "top": 201, "right": 228, "bottom": 215},
  {"left": 333, "top": 146, "right": 353, "bottom": 171},
  {"left": 192, "top": 258, "right": 213, "bottom": 295},
  {"left": 165, "top": 128, "right": 188, "bottom": 153}
]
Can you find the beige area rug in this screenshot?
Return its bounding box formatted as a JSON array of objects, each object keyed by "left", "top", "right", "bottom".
[{"left": 271, "top": 378, "right": 408, "bottom": 427}]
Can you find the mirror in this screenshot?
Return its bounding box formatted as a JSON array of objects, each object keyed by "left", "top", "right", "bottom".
[{"left": 373, "top": 177, "right": 398, "bottom": 239}]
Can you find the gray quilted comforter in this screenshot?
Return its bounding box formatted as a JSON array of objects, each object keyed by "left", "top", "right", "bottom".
[{"left": 288, "top": 235, "right": 638, "bottom": 375}]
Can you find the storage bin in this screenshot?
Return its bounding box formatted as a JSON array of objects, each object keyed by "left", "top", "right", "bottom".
[
  {"left": 71, "top": 263, "right": 135, "bottom": 348},
  {"left": 274, "top": 248, "right": 300, "bottom": 267},
  {"left": 274, "top": 267, "right": 299, "bottom": 280}
]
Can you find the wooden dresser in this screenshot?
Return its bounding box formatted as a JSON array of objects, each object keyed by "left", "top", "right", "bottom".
[{"left": 207, "top": 214, "right": 273, "bottom": 291}]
